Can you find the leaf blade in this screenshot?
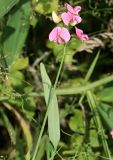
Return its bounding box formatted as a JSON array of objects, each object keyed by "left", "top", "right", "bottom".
[
  {"left": 0, "top": 0, "right": 19, "bottom": 18},
  {"left": 40, "top": 63, "right": 60, "bottom": 149},
  {"left": 97, "top": 103, "right": 113, "bottom": 129},
  {"left": 3, "top": 0, "right": 31, "bottom": 67}
]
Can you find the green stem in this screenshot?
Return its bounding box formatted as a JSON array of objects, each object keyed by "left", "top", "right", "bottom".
[
  {"left": 54, "top": 44, "right": 67, "bottom": 89},
  {"left": 32, "top": 104, "right": 50, "bottom": 160},
  {"left": 27, "top": 73, "right": 113, "bottom": 98},
  {"left": 56, "top": 74, "right": 113, "bottom": 95}
]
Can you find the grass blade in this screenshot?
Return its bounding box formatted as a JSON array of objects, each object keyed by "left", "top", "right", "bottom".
[{"left": 85, "top": 50, "right": 100, "bottom": 82}]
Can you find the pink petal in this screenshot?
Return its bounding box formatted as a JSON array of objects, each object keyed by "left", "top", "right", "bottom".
[
  {"left": 66, "top": 3, "right": 75, "bottom": 14},
  {"left": 49, "top": 27, "right": 71, "bottom": 44},
  {"left": 75, "top": 27, "right": 88, "bottom": 41},
  {"left": 110, "top": 130, "right": 113, "bottom": 138},
  {"left": 55, "top": 27, "right": 62, "bottom": 43},
  {"left": 57, "top": 27, "right": 62, "bottom": 34},
  {"left": 61, "top": 12, "right": 70, "bottom": 25},
  {"left": 57, "top": 37, "right": 64, "bottom": 44},
  {"left": 74, "top": 6, "right": 81, "bottom": 14},
  {"left": 66, "top": 13, "right": 82, "bottom": 25},
  {"left": 74, "top": 15, "right": 82, "bottom": 23},
  {"left": 76, "top": 27, "right": 83, "bottom": 39},
  {"left": 82, "top": 34, "right": 89, "bottom": 41},
  {"left": 60, "top": 27, "right": 71, "bottom": 43},
  {"left": 67, "top": 12, "right": 74, "bottom": 19},
  {"left": 49, "top": 27, "right": 58, "bottom": 42}
]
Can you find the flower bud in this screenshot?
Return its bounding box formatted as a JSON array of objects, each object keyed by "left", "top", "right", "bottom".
[{"left": 52, "top": 11, "right": 61, "bottom": 23}]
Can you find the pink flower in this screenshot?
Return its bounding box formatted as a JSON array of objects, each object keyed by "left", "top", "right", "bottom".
[
  {"left": 110, "top": 130, "right": 113, "bottom": 138},
  {"left": 61, "top": 4, "right": 82, "bottom": 26},
  {"left": 49, "top": 26, "right": 71, "bottom": 44},
  {"left": 75, "top": 27, "right": 89, "bottom": 41}
]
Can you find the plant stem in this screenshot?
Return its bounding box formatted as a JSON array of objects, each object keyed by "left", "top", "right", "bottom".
[
  {"left": 54, "top": 44, "right": 67, "bottom": 89},
  {"left": 56, "top": 74, "right": 113, "bottom": 95},
  {"left": 27, "top": 73, "right": 113, "bottom": 98},
  {"left": 32, "top": 104, "right": 50, "bottom": 160}
]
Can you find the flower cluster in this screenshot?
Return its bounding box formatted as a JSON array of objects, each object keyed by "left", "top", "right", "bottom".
[{"left": 49, "top": 3, "right": 89, "bottom": 44}]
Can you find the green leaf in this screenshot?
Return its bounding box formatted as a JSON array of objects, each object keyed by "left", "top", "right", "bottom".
[
  {"left": 11, "top": 57, "right": 29, "bottom": 71},
  {"left": 90, "top": 129, "right": 100, "bottom": 147},
  {"left": 0, "top": 0, "right": 19, "bottom": 18},
  {"left": 97, "top": 103, "right": 113, "bottom": 129},
  {"left": 69, "top": 109, "right": 84, "bottom": 133},
  {"left": 3, "top": 0, "right": 31, "bottom": 67},
  {"left": 35, "top": 135, "right": 48, "bottom": 160},
  {"left": 9, "top": 70, "right": 24, "bottom": 87},
  {"left": 97, "top": 87, "right": 113, "bottom": 102},
  {"left": 40, "top": 63, "right": 60, "bottom": 150},
  {"left": 46, "top": 141, "right": 55, "bottom": 160},
  {"left": 34, "top": 0, "right": 58, "bottom": 15},
  {"left": 85, "top": 50, "right": 100, "bottom": 82}
]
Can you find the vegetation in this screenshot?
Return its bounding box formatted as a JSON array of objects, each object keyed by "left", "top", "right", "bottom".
[{"left": 0, "top": 0, "right": 113, "bottom": 159}]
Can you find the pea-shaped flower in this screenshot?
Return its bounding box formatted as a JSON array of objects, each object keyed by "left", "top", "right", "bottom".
[
  {"left": 49, "top": 26, "right": 71, "bottom": 44},
  {"left": 75, "top": 27, "right": 89, "bottom": 41},
  {"left": 61, "top": 4, "right": 82, "bottom": 26}
]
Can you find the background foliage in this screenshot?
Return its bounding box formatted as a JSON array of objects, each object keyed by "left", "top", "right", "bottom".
[{"left": 0, "top": 0, "right": 113, "bottom": 160}]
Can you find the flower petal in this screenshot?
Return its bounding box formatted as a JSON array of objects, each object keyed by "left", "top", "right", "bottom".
[
  {"left": 49, "top": 27, "right": 58, "bottom": 42},
  {"left": 75, "top": 27, "right": 83, "bottom": 39},
  {"left": 57, "top": 37, "right": 63, "bottom": 44},
  {"left": 75, "top": 27, "right": 89, "bottom": 41},
  {"left": 70, "top": 21, "right": 77, "bottom": 26},
  {"left": 74, "top": 15, "right": 82, "bottom": 23},
  {"left": 82, "top": 34, "right": 89, "bottom": 41},
  {"left": 61, "top": 12, "right": 70, "bottom": 25},
  {"left": 66, "top": 3, "right": 75, "bottom": 14},
  {"left": 74, "top": 6, "right": 81, "bottom": 14},
  {"left": 49, "top": 27, "right": 70, "bottom": 44},
  {"left": 60, "top": 27, "right": 71, "bottom": 43}
]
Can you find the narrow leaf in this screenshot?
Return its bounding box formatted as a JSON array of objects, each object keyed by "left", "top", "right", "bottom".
[
  {"left": 97, "top": 87, "right": 113, "bottom": 102},
  {"left": 40, "top": 63, "right": 60, "bottom": 150},
  {"left": 85, "top": 50, "right": 100, "bottom": 82},
  {"left": 35, "top": 135, "right": 48, "bottom": 160},
  {"left": 0, "top": 0, "right": 19, "bottom": 18},
  {"left": 97, "top": 103, "right": 113, "bottom": 129}
]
